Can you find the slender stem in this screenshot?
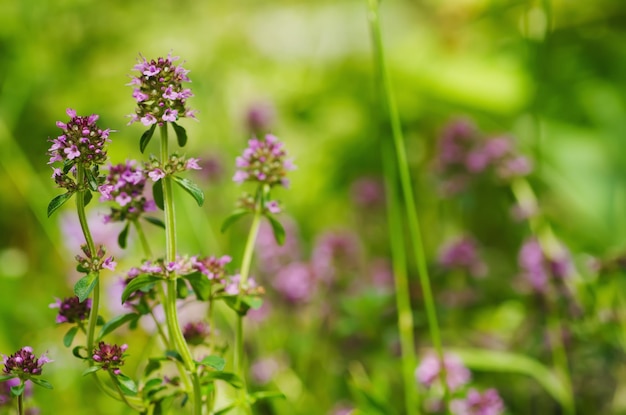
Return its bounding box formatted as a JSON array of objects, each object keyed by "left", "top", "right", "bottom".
[
  {"left": 159, "top": 124, "right": 202, "bottom": 415},
  {"left": 133, "top": 219, "right": 153, "bottom": 259},
  {"left": 382, "top": 142, "right": 419, "bottom": 414},
  {"left": 17, "top": 385, "right": 23, "bottom": 415},
  {"left": 239, "top": 207, "right": 263, "bottom": 288},
  {"left": 366, "top": 0, "right": 450, "bottom": 409},
  {"left": 76, "top": 164, "right": 99, "bottom": 360}
]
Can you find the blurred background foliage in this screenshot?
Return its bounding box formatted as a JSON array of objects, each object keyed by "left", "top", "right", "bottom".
[{"left": 1, "top": 0, "right": 626, "bottom": 414}]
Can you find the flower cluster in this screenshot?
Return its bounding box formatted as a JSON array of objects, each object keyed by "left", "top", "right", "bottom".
[
  {"left": 245, "top": 101, "right": 275, "bottom": 134},
  {"left": 0, "top": 378, "right": 32, "bottom": 407},
  {"left": 223, "top": 274, "right": 263, "bottom": 297},
  {"left": 98, "top": 161, "right": 156, "bottom": 222},
  {"left": 438, "top": 236, "right": 488, "bottom": 278},
  {"left": 75, "top": 244, "right": 116, "bottom": 273},
  {"left": 416, "top": 352, "right": 471, "bottom": 392},
  {"left": 145, "top": 154, "right": 201, "bottom": 182},
  {"left": 450, "top": 388, "right": 505, "bottom": 415},
  {"left": 233, "top": 134, "right": 295, "bottom": 188},
  {"left": 128, "top": 53, "right": 195, "bottom": 126},
  {"left": 2, "top": 347, "right": 51, "bottom": 380},
  {"left": 236, "top": 193, "right": 281, "bottom": 214},
  {"left": 49, "top": 296, "right": 91, "bottom": 324},
  {"left": 48, "top": 108, "right": 112, "bottom": 167},
  {"left": 518, "top": 237, "right": 573, "bottom": 293},
  {"left": 92, "top": 342, "right": 127, "bottom": 375},
  {"left": 435, "top": 119, "right": 531, "bottom": 194},
  {"left": 192, "top": 255, "right": 231, "bottom": 280}
]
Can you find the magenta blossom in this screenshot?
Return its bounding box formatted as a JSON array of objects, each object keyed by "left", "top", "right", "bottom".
[
  {"left": 49, "top": 296, "right": 91, "bottom": 324},
  {"left": 450, "top": 388, "right": 505, "bottom": 415},
  {"left": 233, "top": 134, "right": 295, "bottom": 188},
  {"left": 92, "top": 342, "right": 127, "bottom": 375},
  {"left": 2, "top": 347, "right": 51, "bottom": 381},
  {"left": 416, "top": 352, "right": 471, "bottom": 392}
]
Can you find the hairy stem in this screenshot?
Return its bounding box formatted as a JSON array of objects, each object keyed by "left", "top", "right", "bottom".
[{"left": 366, "top": 0, "right": 449, "bottom": 409}]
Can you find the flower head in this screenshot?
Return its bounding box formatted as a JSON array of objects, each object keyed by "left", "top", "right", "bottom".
[
  {"left": 92, "top": 342, "right": 127, "bottom": 375},
  {"left": 128, "top": 53, "right": 194, "bottom": 126},
  {"left": 233, "top": 134, "right": 295, "bottom": 188},
  {"left": 75, "top": 244, "right": 116, "bottom": 273},
  {"left": 144, "top": 153, "right": 201, "bottom": 182},
  {"left": 183, "top": 321, "right": 210, "bottom": 346},
  {"left": 416, "top": 352, "right": 471, "bottom": 392},
  {"left": 99, "top": 161, "right": 156, "bottom": 222},
  {"left": 438, "top": 236, "right": 488, "bottom": 277},
  {"left": 192, "top": 255, "right": 231, "bottom": 280},
  {"left": 49, "top": 296, "right": 91, "bottom": 324},
  {"left": 273, "top": 262, "right": 315, "bottom": 303},
  {"left": 518, "top": 237, "right": 573, "bottom": 293},
  {"left": 450, "top": 388, "right": 505, "bottom": 415},
  {"left": 245, "top": 101, "right": 275, "bottom": 134},
  {"left": 2, "top": 347, "right": 51, "bottom": 380}
]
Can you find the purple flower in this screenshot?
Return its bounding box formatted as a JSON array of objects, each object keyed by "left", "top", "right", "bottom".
[
  {"left": 148, "top": 168, "right": 165, "bottom": 181},
  {"left": 273, "top": 262, "right": 315, "bottom": 303},
  {"left": 2, "top": 347, "right": 51, "bottom": 380},
  {"left": 255, "top": 219, "right": 301, "bottom": 274},
  {"left": 518, "top": 238, "right": 573, "bottom": 292},
  {"left": 416, "top": 352, "right": 471, "bottom": 392},
  {"left": 450, "top": 388, "right": 505, "bottom": 415},
  {"left": 92, "top": 342, "right": 127, "bottom": 375},
  {"left": 185, "top": 157, "right": 201, "bottom": 170},
  {"left": 47, "top": 109, "right": 112, "bottom": 191},
  {"left": 183, "top": 321, "right": 210, "bottom": 346},
  {"left": 74, "top": 244, "right": 117, "bottom": 273},
  {"left": 350, "top": 177, "right": 385, "bottom": 208},
  {"left": 245, "top": 101, "right": 275, "bottom": 133},
  {"left": 192, "top": 255, "right": 231, "bottom": 280},
  {"left": 250, "top": 357, "right": 280, "bottom": 385},
  {"left": 265, "top": 200, "right": 281, "bottom": 214},
  {"left": 49, "top": 296, "right": 91, "bottom": 324},
  {"left": 233, "top": 134, "right": 295, "bottom": 188},
  {"left": 0, "top": 377, "right": 33, "bottom": 406},
  {"left": 438, "top": 236, "right": 487, "bottom": 277},
  {"left": 128, "top": 53, "right": 195, "bottom": 126},
  {"left": 311, "top": 230, "right": 361, "bottom": 283}
]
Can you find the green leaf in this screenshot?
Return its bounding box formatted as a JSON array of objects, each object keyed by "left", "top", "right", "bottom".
[
  {"left": 30, "top": 378, "right": 53, "bottom": 390},
  {"left": 165, "top": 350, "right": 183, "bottom": 363},
  {"left": 242, "top": 296, "right": 263, "bottom": 310},
  {"left": 72, "top": 346, "right": 88, "bottom": 359},
  {"left": 197, "top": 356, "right": 225, "bottom": 371},
  {"left": 266, "top": 215, "right": 285, "bottom": 245},
  {"left": 85, "top": 168, "right": 99, "bottom": 191},
  {"left": 63, "top": 326, "right": 79, "bottom": 347},
  {"left": 10, "top": 384, "right": 25, "bottom": 396},
  {"left": 0, "top": 375, "right": 15, "bottom": 382},
  {"left": 152, "top": 180, "right": 164, "bottom": 210},
  {"left": 184, "top": 272, "right": 211, "bottom": 301},
  {"left": 83, "top": 190, "right": 93, "bottom": 206},
  {"left": 143, "top": 216, "right": 165, "bottom": 229},
  {"left": 47, "top": 193, "right": 73, "bottom": 217},
  {"left": 172, "top": 176, "right": 204, "bottom": 207},
  {"left": 172, "top": 122, "right": 187, "bottom": 147},
  {"left": 63, "top": 159, "right": 75, "bottom": 174},
  {"left": 214, "top": 404, "right": 237, "bottom": 415},
  {"left": 98, "top": 313, "right": 140, "bottom": 340},
  {"left": 121, "top": 275, "right": 161, "bottom": 304},
  {"left": 82, "top": 366, "right": 101, "bottom": 376},
  {"left": 143, "top": 378, "right": 165, "bottom": 395},
  {"left": 144, "top": 358, "right": 162, "bottom": 377},
  {"left": 249, "top": 391, "right": 286, "bottom": 403},
  {"left": 200, "top": 372, "right": 243, "bottom": 389},
  {"left": 118, "top": 223, "right": 130, "bottom": 249},
  {"left": 140, "top": 124, "right": 157, "bottom": 153},
  {"left": 74, "top": 272, "right": 98, "bottom": 303},
  {"left": 452, "top": 348, "right": 574, "bottom": 411},
  {"left": 220, "top": 210, "right": 250, "bottom": 233},
  {"left": 116, "top": 373, "right": 138, "bottom": 396},
  {"left": 176, "top": 278, "right": 189, "bottom": 299}
]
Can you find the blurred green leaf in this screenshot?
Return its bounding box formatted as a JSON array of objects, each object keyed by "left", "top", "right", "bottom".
[
  {"left": 172, "top": 122, "right": 187, "bottom": 147},
  {"left": 140, "top": 124, "right": 157, "bottom": 153},
  {"left": 63, "top": 326, "right": 79, "bottom": 348},
  {"left": 47, "top": 193, "right": 73, "bottom": 217}
]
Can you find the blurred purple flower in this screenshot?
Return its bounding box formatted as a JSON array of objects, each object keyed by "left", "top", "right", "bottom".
[
  {"left": 255, "top": 219, "right": 301, "bottom": 274},
  {"left": 518, "top": 238, "right": 573, "bottom": 292},
  {"left": 183, "top": 321, "right": 210, "bottom": 346},
  {"left": 273, "top": 262, "right": 315, "bottom": 303},
  {"left": 438, "top": 236, "right": 487, "bottom": 277},
  {"left": 450, "top": 388, "right": 505, "bottom": 415},
  {"left": 196, "top": 153, "right": 225, "bottom": 183},
  {"left": 245, "top": 101, "right": 275, "bottom": 133},
  {"left": 250, "top": 357, "right": 280, "bottom": 385},
  {"left": 311, "top": 230, "right": 362, "bottom": 283},
  {"left": 0, "top": 377, "right": 32, "bottom": 406},
  {"left": 350, "top": 177, "right": 385, "bottom": 208},
  {"left": 416, "top": 352, "right": 471, "bottom": 392},
  {"left": 60, "top": 209, "right": 125, "bottom": 259}
]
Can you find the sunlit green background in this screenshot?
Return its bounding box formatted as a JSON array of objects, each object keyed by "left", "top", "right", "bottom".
[{"left": 2, "top": 0, "right": 626, "bottom": 414}]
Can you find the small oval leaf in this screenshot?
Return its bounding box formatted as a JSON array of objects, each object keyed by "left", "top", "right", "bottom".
[
  {"left": 47, "top": 193, "right": 73, "bottom": 217},
  {"left": 140, "top": 124, "right": 157, "bottom": 153},
  {"left": 152, "top": 180, "right": 164, "bottom": 210},
  {"left": 143, "top": 216, "right": 165, "bottom": 229},
  {"left": 63, "top": 326, "right": 79, "bottom": 347},
  {"left": 74, "top": 272, "right": 98, "bottom": 303},
  {"left": 118, "top": 223, "right": 130, "bottom": 249},
  {"left": 172, "top": 122, "right": 188, "bottom": 147},
  {"left": 220, "top": 210, "right": 250, "bottom": 233},
  {"left": 172, "top": 176, "right": 204, "bottom": 207},
  {"left": 266, "top": 215, "right": 285, "bottom": 245},
  {"left": 98, "top": 313, "right": 140, "bottom": 340},
  {"left": 121, "top": 275, "right": 161, "bottom": 304}
]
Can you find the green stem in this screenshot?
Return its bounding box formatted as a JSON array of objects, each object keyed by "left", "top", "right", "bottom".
[
  {"left": 366, "top": 0, "right": 450, "bottom": 409},
  {"left": 382, "top": 142, "right": 419, "bottom": 414},
  {"left": 108, "top": 372, "right": 144, "bottom": 412},
  {"left": 133, "top": 219, "right": 153, "bottom": 259},
  {"left": 159, "top": 124, "right": 202, "bottom": 415},
  {"left": 17, "top": 385, "right": 23, "bottom": 415}
]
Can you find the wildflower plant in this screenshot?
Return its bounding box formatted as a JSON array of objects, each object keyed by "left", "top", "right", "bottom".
[
  {"left": 0, "top": 347, "right": 52, "bottom": 415},
  {"left": 43, "top": 52, "right": 290, "bottom": 414}
]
